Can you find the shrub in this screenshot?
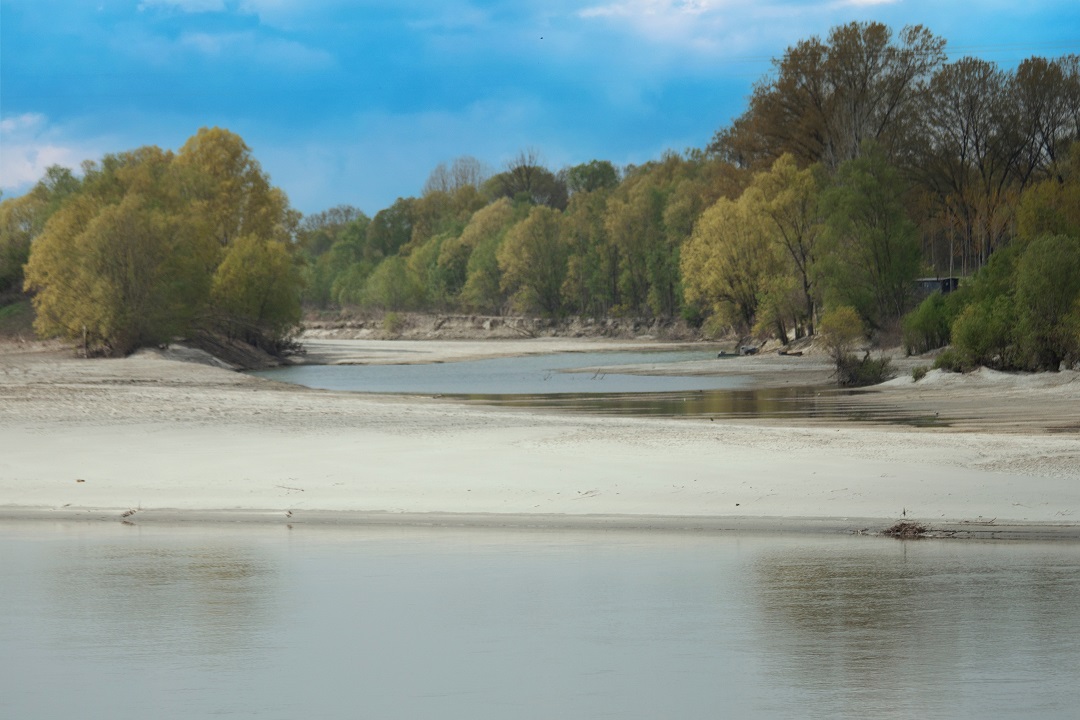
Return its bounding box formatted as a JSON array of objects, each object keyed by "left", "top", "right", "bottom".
[
  {"left": 1014, "top": 234, "right": 1080, "bottom": 370},
  {"left": 911, "top": 365, "right": 929, "bottom": 382},
  {"left": 902, "top": 292, "right": 955, "bottom": 355},
  {"left": 951, "top": 296, "right": 1016, "bottom": 369},
  {"left": 819, "top": 306, "right": 864, "bottom": 361},
  {"left": 383, "top": 311, "right": 404, "bottom": 336},
  {"left": 835, "top": 352, "right": 894, "bottom": 387},
  {"left": 933, "top": 348, "right": 969, "bottom": 373}
]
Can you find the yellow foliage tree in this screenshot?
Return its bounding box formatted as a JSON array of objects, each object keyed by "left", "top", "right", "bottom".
[
  {"left": 497, "top": 206, "right": 568, "bottom": 316},
  {"left": 23, "top": 130, "right": 303, "bottom": 356},
  {"left": 211, "top": 234, "right": 303, "bottom": 349},
  {"left": 681, "top": 196, "right": 780, "bottom": 335}
]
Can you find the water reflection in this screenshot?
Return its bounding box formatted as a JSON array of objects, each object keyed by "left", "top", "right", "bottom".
[
  {"left": 2, "top": 524, "right": 1078, "bottom": 720},
  {"left": 451, "top": 386, "right": 949, "bottom": 425},
  {"left": 255, "top": 352, "right": 948, "bottom": 424},
  {"left": 751, "top": 540, "right": 1080, "bottom": 719},
  {"left": 47, "top": 540, "right": 278, "bottom": 659}
]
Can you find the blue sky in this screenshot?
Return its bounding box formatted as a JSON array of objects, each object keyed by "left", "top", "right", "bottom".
[{"left": 2, "top": 1, "right": 1078, "bottom": 216}]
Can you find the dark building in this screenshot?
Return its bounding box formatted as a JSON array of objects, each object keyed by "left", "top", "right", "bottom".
[{"left": 914, "top": 277, "right": 960, "bottom": 298}]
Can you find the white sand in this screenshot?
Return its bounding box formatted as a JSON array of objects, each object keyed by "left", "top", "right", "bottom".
[{"left": 1, "top": 339, "right": 1078, "bottom": 537}]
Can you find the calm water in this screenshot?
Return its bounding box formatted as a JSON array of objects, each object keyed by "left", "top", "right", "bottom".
[
  {"left": 2, "top": 522, "right": 1078, "bottom": 719},
  {"left": 254, "top": 351, "right": 935, "bottom": 423},
  {"left": 253, "top": 350, "right": 751, "bottom": 395}
]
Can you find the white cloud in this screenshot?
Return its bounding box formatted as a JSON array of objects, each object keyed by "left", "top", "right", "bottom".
[
  {"left": 0, "top": 114, "right": 102, "bottom": 191},
  {"left": 576, "top": 0, "right": 908, "bottom": 53}
]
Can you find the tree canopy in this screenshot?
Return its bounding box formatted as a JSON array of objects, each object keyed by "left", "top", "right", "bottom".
[{"left": 20, "top": 128, "right": 303, "bottom": 355}]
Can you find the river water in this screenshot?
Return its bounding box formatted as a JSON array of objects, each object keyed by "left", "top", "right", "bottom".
[
  {"left": 2, "top": 522, "right": 1078, "bottom": 719},
  {"left": 253, "top": 350, "right": 937, "bottom": 423}
]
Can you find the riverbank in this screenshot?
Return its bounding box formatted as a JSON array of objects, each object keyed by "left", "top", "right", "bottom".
[{"left": 2, "top": 337, "right": 1078, "bottom": 538}]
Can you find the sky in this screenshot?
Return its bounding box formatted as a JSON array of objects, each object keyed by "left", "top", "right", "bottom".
[{"left": 2, "top": 1, "right": 1078, "bottom": 217}]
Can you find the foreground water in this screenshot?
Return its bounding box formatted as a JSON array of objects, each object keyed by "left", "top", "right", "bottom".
[{"left": 2, "top": 523, "right": 1078, "bottom": 719}]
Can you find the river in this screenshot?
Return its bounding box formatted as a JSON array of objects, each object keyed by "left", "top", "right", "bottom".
[{"left": 2, "top": 522, "right": 1078, "bottom": 719}]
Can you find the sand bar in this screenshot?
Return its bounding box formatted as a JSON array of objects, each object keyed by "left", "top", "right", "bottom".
[{"left": 1, "top": 338, "right": 1078, "bottom": 538}]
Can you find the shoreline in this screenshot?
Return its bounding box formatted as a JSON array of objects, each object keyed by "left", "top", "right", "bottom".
[
  {"left": 3, "top": 507, "right": 1079, "bottom": 541},
  {"left": 3, "top": 336, "right": 1078, "bottom": 541}
]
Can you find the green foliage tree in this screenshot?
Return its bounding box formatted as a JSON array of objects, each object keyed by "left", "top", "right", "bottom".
[
  {"left": 485, "top": 149, "right": 569, "bottom": 210},
  {"left": 1014, "top": 234, "right": 1080, "bottom": 369},
  {"left": 362, "top": 256, "right": 420, "bottom": 311},
  {"left": 565, "top": 160, "right": 619, "bottom": 195},
  {"left": 561, "top": 188, "right": 616, "bottom": 316},
  {"left": 819, "top": 142, "right": 921, "bottom": 329}
]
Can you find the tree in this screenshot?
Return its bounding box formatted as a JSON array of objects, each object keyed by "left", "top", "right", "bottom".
[
  {"left": 366, "top": 198, "right": 415, "bottom": 259},
  {"left": 916, "top": 57, "right": 1020, "bottom": 273},
  {"left": 561, "top": 188, "right": 616, "bottom": 315},
  {"left": 1014, "top": 234, "right": 1080, "bottom": 369},
  {"left": 173, "top": 127, "right": 294, "bottom": 248},
  {"left": 681, "top": 196, "right": 778, "bottom": 334},
  {"left": 211, "top": 234, "right": 304, "bottom": 349},
  {"left": 745, "top": 154, "right": 824, "bottom": 335},
  {"left": 565, "top": 160, "right": 619, "bottom": 195},
  {"left": 22, "top": 130, "right": 303, "bottom": 356},
  {"left": 460, "top": 199, "right": 522, "bottom": 313},
  {"left": 1016, "top": 142, "right": 1080, "bottom": 242},
  {"left": 485, "top": 149, "right": 569, "bottom": 210},
  {"left": 711, "top": 22, "right": 946, "bottom": 170},
  {"left": 819, "top": 142, "right": 921, "bottom": 329},
  {"left": 422, "top": 156, "right": 492, "bottom": 195},
  {"left": 497, "top": 206, "right": 568, "bottom": 316}
]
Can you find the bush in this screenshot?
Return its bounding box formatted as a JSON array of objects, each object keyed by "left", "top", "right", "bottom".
[
  {"left": 835, "top": 352, "right": 894, "bottom": 387},
  {"left": 911, "top": 365, "right": 929, "bottom": 382},
  {"left": 383, "top": 311, "right": 404, "bottom": 336},
  {"left": 819, "top": 306, "right": 864, "bottom": 360},
  {"left": 1014, "top": 234, "right": 1080, "bottom": 370},
  {"left": 933, "top": 348, "right": 969, "bottom": 373},
  {"left": 902, "top": 292, "right": 957, "bottom": 355},
  {"left": 951, "top": 296, "right": 1016, "bottom": 369}
]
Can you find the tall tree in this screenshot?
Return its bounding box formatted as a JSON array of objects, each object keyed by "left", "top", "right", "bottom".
[
  {"left": 740, "top": 155, "right": 825, "bottom": 336},
  {"left": 486, "top": 149, "right": 569, "bottom": 210},
  {"left": 711, "top": 22, "right": 946, "bottom": 170},
  {"left": 681, "top": 196, "right": 779, "bottom": 334},
  {"left": 565, "top": 160, "right": 620, "bottom": 195},
  {"left": 422, "top": 156, "right": 492, "bottom": 195},
  {"left": 819, "top": 142, "right": 921, "bottom": 328}
]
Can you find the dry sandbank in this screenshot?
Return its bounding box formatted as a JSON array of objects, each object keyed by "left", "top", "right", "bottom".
[{"left": 1, "top": 338, "right": 1078, "bottom": 538}]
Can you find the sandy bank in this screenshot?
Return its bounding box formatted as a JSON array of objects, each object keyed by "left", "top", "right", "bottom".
[{"left": 1, "top": 338, "right": 1078, "bottom": 538}]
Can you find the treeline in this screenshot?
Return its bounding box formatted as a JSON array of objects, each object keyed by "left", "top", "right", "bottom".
[
  {"left": 2, "top": 22, "right": 1078, "bottom": 367},
  {"left": 292, "top": 23, "right": 1079, "bottom": 347}
]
